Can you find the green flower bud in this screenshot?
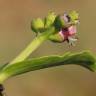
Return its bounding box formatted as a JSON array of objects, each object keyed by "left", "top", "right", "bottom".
[
  {"left": 31, "top": 18, "right": 44, "bottom": 33},
  {"left": 49, "top": 32, "right": 64, "bottom": 43},
  {"left": 45, "top": 12, "right": 56, "bottom": 28},
  {"left": 68, "top": 11, "right": 79, "bottom": 24}
]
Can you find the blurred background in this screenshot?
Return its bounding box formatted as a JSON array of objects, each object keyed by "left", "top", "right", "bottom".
[{"left": 0, "top": 0, "right": 96, "bottom": 96}]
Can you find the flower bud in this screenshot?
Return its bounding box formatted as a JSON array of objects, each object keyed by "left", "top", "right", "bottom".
[
  {"left": 31, "top": 18, "right": 44, "bottom": 33},
  {"left": 68, "top": 11, "right": 79, "bottom": 25},
  {"left": 49, "top": 32, "right": 64, "bottom": 43},
  {"left": 45, "top": 12, "right": 56, "bottom": 28}
]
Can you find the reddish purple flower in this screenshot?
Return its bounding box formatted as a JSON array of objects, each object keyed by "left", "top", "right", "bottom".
[
  {"left": 57, "top": 12, "right": 79, "bottom": 45},
  {"left": 59, "top": 25, "right": 77, "bottom": 40},
  {"left": 58, "top": 25, "right": 78, "bottom": 46}
]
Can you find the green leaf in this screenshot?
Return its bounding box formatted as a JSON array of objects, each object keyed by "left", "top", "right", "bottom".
[{"left": 0, "top": 51, "right": 96, "bottom": 80}]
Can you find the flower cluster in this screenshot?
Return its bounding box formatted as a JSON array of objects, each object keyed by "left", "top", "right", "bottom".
[{"left": 31, "top": 11, "right": 79, "bottom": 45}]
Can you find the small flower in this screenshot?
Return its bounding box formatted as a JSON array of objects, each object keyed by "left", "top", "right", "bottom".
[
  {"left": 49, "top": 11, "right": 79, "bottom": 46},
  {"left": 58, "top": 25, "right": 78, "bottom": 45}
]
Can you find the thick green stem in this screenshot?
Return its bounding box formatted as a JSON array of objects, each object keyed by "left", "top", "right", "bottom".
[
  {"left": 0, "top": 27, "right": 55, "bottom": 83},
  {"left": 10, "top": 27, "right": 55, "bottom": 64}
]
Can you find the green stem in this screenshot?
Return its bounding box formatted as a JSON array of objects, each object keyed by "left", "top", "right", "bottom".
[
  {"left": 9, "top": 27, "right": 55, "bottom": 64},
  {"left": 0, "top": 27, "right": 55, "bottom": 83},
  {"left": 10, "top": 36, "right": 45, "bottom": 64}
]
